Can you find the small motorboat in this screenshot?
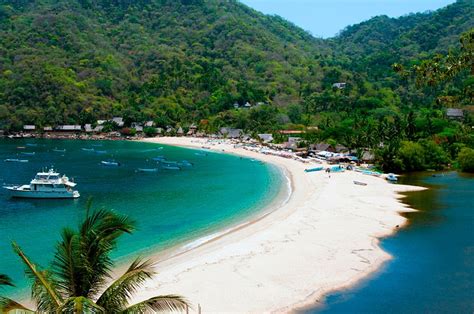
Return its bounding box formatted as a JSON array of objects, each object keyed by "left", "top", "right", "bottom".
[
  {"left": 162, "top": 165, "right": 180, "bottom": 170},
  {"left": 137, "top": 168, "right": 158, "bottom": 173},
  {"left": 101, "top": 160, "right": 120, "bottom": 166},
  {"left": 94, "top": 150, "right": 107, "bottom": 154},
  {"left": 178, "top": 160, "right": 193, "bottom": 167},
  {"left": 20, "top": 152, "right": 36, "bottom": 156},
  {"left": 304, "top": 166, "right": 323, "bottom": 173},
  {"left": 386, "top": 173, "right": 398, "bottom": 182},
  {"left": 26, "top": 143, "right": 38, "bottom": 147},
  {"left": 194, "top": 152, "right": 207, "bottom": 157},
  {"left": 52, "top": 148, "right": 67, "bottom": 153},
  {"left": 152, "top": 156, "right": 165, "bottom": 161},
  {"left": 82, "top": 148, "right": 95, "bottom": 152},
  {"left": 353, "top": 181, "right": 368, "bottom": 186},
  {"left": 4, "top": 159, "right": 29, "bottom": 163}
]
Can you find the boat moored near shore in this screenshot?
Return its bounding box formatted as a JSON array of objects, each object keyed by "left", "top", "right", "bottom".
[{"left": 4, "top": 168, "right": 80, "bottom": 199}]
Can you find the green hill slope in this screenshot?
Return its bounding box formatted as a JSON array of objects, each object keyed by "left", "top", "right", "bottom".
[
  {"left": 0, "top": 0, "right": 472, "bottom": 134},
  {"left": 0, "top": 0, "right": 331, "bottom": 128}
]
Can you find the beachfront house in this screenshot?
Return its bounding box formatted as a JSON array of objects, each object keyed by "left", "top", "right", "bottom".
[
  {"left": 23, "top": 125, "right": 36, "bottom": 132},
  {"left": 177, "top": 127, "right": 184, "bottom": 136},
  {"left": 335, "top": 144, "right": 349, "bottom": 153},
  {"left": 314, "top": 143, "right": 335, "bottom": 153},
  {"left": 233, "top": 102, "right": 240, "bottom": 109},
  {"left": 187, "top": 124, "right": 198, "bottom": 136},
  {"left": 446, "top": 108, "right": 464, "bottom": 120},
  {"left": 361, "top": 150, "right": 375, "bottom": 162},
  {"left": 85, "top": 124, "right": 104, "bottom": 133},
  {"left": 56, "top": 125, "right": 82, "bottom": 132},
  {"left": 112, "top": 117, "right": 124, "bottom": 127},
  {"left": 258, "top": 134, "right": 274, "bottom": 143},
  {"left": 244, "top": 102, "right": 252, "bottom": 109},
  {"left": 144, "top": 121, "right": 155, "bottom": 127},
  {"left": 43, "top": 126, "right": 53, "bottom": 132},
  {"left": 219, "top": 127, "right": 243, "bottom": 139},
  {"left": 283, "top": 137, "right": 303, "bottom": 150},
  {"left": 131, "top": 122, "right": 143, "bottom": 132}
]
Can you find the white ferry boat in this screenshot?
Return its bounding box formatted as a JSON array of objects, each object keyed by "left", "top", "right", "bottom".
[{"left": 4, "top": 168, "right": 80, "bottom": 199}]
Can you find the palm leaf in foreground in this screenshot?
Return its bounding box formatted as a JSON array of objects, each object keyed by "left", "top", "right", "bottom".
[
  {"left": 0, "top": 275, "right": 14, "bottom": 288},
  {"left": 122, "top": 295, "right": 188, "bottom": 314},
  {"left": 0, "top": 273, "right": 35, "bottom": 313},
  {"left": 96, "top": 258, "right": 156, "bottom": 311},
  {"left": 1, "top": 209, "right": 188, "bottom": 313}
]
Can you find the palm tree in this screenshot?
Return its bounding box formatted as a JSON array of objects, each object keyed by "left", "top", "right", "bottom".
[{"left": 0, "top": 209, "right": 188, "bottom": 313}]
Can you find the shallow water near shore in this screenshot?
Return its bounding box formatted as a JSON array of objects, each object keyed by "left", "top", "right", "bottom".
[
  {"left": 0, "top": 139, "right": 283, "bottom": 297},
  {"left": 303, "top": 171, "right": 474, "bottom": 313}
]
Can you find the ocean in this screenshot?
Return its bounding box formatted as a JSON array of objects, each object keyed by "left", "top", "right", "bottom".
[{"left": 0, "top": 139, "right": 284, "bottom": 298}]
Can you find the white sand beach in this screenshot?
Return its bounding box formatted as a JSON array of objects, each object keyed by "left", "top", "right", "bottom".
[{"left": 133, "top": 137, "right": 424, "bottom": 313}]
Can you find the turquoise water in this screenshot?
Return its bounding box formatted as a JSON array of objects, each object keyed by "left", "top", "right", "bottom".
[
  {"left": 0, "top": 139, "right": 284, "bottom": 297},
  {"left": 303, "top": 172, "right": 474, "bottom": 313}
]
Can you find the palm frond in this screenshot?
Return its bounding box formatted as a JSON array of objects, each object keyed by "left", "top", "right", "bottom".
[
  {"left": 51, "top": 227, "right": 81, "bottom": 297},
  {"left": 96, "top": 258, "right": 156, "bottom": 311},
  {"left": 121, "top": 295, "right": 189, "bottom": 314},
  {"left": 59, "top": 296, "right": 105, "bottom": 313},
  {"left": 77, "top": 209, "right": 135, "bottom": 299},
  {"left": 0, "top": 274, "right": 14, "bottom": 287},
  {"left": 11, "top": 242, "right": 63, "bottom": 311},
  {"left": 0, "top": 297, "right": 35, "bottom": 313}
]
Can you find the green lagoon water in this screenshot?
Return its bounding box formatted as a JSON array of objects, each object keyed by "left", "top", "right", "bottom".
[
  {"left": 303, "top": 172, "right": 474, "bottom": 313},
  {"left": 0, "top": 139, "right": 285, "bottom": 297}
]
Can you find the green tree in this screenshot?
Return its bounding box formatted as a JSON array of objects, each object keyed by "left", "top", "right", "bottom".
[
  {"left": 0, "top": 209, "right": 188, "bottom": 313},
  {"left": 398, "top": 141, "right": 426, "bottom": 171},
  {"left": 457, "top": 147, "right": 474, "bottom": 172}
]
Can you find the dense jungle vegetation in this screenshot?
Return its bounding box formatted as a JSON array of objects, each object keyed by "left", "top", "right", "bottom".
[{"left": 0, "top": 0, "right": 473, "bottom": 171}]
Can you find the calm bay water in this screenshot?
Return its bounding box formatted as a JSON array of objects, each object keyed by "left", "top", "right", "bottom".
[
  {"left": 303, "top": 172, "right": 474, "bottom": 313},
  {"left": 0, "top": 139, "right": 283, "bottom": 297}
]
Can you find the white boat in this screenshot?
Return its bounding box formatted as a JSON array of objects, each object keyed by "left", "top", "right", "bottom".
[
  {"left": 4, "top": 158, "right": 29, "bottom": 163},
  {"left": 101, "top": 160, "right": 120, "bottom": 166},
  {"left": 52, "top": 148, "right": 66, "bottom": 153},
  {"left": 162, "top": 165, "right": 180, "bottom": 170},
  {"left": 137, "top": 168, "right": 158, "bottom": 173},
  {"left": 20, "top": 152, "right": 36, "bottom": 156},
  {"left": 4, "top": 168, "right": 80, "bottom": 199},
  {"left": 81, "top": 148, "right": 95, "bottom": 152},
  {"left": 386, "top": 173, "right": 398, "bottom": 182},
  {"left": 178, "top": 160, "right": 193, "bottom": 167}
]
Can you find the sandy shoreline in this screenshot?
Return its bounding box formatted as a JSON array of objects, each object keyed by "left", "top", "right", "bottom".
[{"left": 131, "top": 137, "right": 424, "bottom": 313}]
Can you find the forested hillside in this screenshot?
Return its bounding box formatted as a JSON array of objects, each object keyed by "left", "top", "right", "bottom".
[
  {"left": 0, "top": 0, "right": 330, "bottom": 128},
  {"left": 0, "top": 0, "right": 473, "bottom": 171}
]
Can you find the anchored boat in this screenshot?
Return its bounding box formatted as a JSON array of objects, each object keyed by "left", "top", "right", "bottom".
[
  {"left": 4, "top": 158, "right": 28, "bottom": 163},
  {"left": 386, "top": 173, "right": 398, "bottom": 182},
  {"left": 4, "top": 168, "right": 80, "bottom": 199},
  {"left": 101, "top": 160, "right": 121, "bottom": 166}
]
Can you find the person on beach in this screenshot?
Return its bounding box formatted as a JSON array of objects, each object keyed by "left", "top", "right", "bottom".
[{"left": 326, "top": 167, "right": 331, "bottom": 178}]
